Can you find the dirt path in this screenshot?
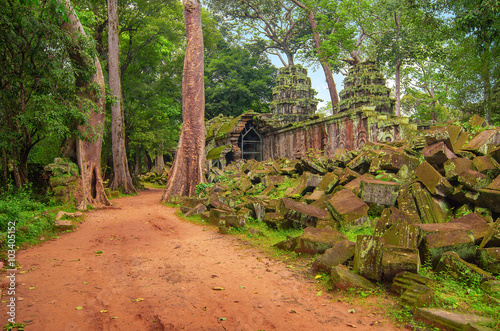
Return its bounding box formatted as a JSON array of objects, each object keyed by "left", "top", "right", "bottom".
[{"left": 3, "top": 190, "right": 401, "bottom": 330}]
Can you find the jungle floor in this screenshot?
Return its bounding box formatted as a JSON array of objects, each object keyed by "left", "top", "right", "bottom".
[{"left": 2, "top": 189, "right": 404, "bottom": 330}]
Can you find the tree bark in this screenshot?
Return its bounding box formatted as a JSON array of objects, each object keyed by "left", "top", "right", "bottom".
[
  {"left": 108, "top": 0, "right": 136, "bottom": 194},
  {"left": 154, "top": 143, "right": 165, "bottom": 175},
  {"left": 394, "top": 12, "right": 401, "bottom": 117},
  {"left": 60, "top": 0, "right": 110, "bottom": 210},
  {"left": 291, "top": 0, "right": 339, "bottom": 109},
  {"left": 161, "top": 0, "right": 205, "bottom": 202}
]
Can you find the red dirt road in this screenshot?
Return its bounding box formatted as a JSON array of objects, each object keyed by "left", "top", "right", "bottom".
[{"left": 3, "top": 189, "right": 401, "bottom": 330}]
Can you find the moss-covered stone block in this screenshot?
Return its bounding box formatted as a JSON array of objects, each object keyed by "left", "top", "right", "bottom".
[
  {"left": 416, "top": 161, "right": 453, "bottom": 197},
  {"left": 400, "top": 283, "right": 434, "bottom": 308},
  {"left": 477, "top": 247, "right": 500, "bottom": 274},
  {"left": 353, "top": 234, "right": 384, "bottom": 281},
  {"left": 415, "top": 308, "right": 493, "bottom": 331},
  {"left": 411, "top": 183, "right": 448, "bottom": 223},
  {"left": 435, "top": 251, "right": 495, "bottom": 284},
  {"left": 444, "top": 158, "right": 475, "bottom": 181},
  {"left": 421, "top": 229, "right": 476, "bottom": 266},
  {"left": 458, "top": 169, "right": 492, "bottom": 191},
  {"left": 295, "top": 226, "right": 347, "bottom": 254},
  {"left": 312, "top": 240, "right": 356, "bottom": 272},
  {"left": 463, "top": 129, "right": 499, "bottom": 155},
  {"left": 277, "top": 197, "right": 330, "bottom": 228},
  {"left": 326, "top": 189, "right": 369, "bottom": 228},
  {"left": 381, "top": 245, "right": 420, "bottom": 281},
  {"left": 359, "top": 179, "right": 400, "bottom": 206},
  {"left": 391, "top": 271, "right": 433, "bottom": 295},
  {"left": 331, "top": 265, "right": 376, "bottom": 290}
]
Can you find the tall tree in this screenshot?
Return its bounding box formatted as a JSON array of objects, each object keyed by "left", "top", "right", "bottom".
[
  {"left": 161, "top": 0, "right": 206, "bottom": 202},
  {"left": 0, "top": 0, "right": 90, "bottom": 189},
  {"left": 108, "top": 0, "right": 136, "bottom": 194},
  {"left": 60, "top": 0, "right": 111, "bottom": 209},
  {"left": 291, "top": 0, "right": 341, "bottom": 108},
  {"left": 208, "top": 0, "right": 311, "bottom": 67}
]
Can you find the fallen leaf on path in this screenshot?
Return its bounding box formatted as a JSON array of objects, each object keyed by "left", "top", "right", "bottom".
[
  {"left": 346, "top": 323, "right": 357, "bottom": 328},
  {"left": 112, "top": 317, "right": 118, "bottom": 319},
  {"left": 100, "top": 310, "right": 108, "bottom": 313},
  {"left": 218, "top": 317, "right": 227, "bottom": 321},
  {"left": 289, "top": 310, "right": 297, "bottom": 314},
  {"left": 314, "top": 275, "right": 323, "bottom": 279},
  {"left": 348, "top": 309, "right": 356, "bottom": 313},
  {"left": 76, "top": 306, "right": 83, "bottom": 310},
  {"left": 28, "top": 287, "right": 35, "bottom": 290},
  {"left": 212, "top": 287, "right": 225, "bottom": 291}
]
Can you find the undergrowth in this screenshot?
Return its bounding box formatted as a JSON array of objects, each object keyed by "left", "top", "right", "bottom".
[{"left": 0, "top": 187, "right": 74, "bottom": 265}]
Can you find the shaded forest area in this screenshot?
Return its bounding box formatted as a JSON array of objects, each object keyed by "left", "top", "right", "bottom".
[{"left": 0, "top": 0, "right": 498, "bottom": 240}]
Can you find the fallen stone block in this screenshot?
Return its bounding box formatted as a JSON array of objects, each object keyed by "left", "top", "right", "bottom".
[
  {"left": 423, "top": 141, "right": 457, "bottom": 168},
  {"left": 343, "top": 173, "right": 374, "bottom": 196},
  {"left": 415, "top": 307, "right": 492, "bottom": 331},
  {"left": 457, "top": 169, "right": 492, "bottom": 191},
  {"left": 359, "top": 179, "right": 400, "bottom": 206},
  {"left": 479, "top": 218, "right": 500, "bottom": 248},
  {"left": 416, "top": 161, "right": 453, "bottom": 197},
  {"left": 312, "top": 240, "right": 356, "bottom": 272},
  {"left": 55, "top": 211, "right": 83, "bottom": 220},
  {"left": 477, "top": 247, "right": 500, "bottom": 274},
  {"left": 294, "top": 226, "right": 347, "bottom": 254},
  {"left": 381, "top": 245, "right": 420, "bottom": 281},
  {"left": 448, "top": 125, "right": 470, "bottom": 153},
  {"left": 396, "top": 187, "right": 421, "bottom": 223},
  {"left": 263, "top": 212, "right": 292, "bottom": 230},
  {"left": 411, "top": 183, "right": 448, "bottom": 224},
  {"left": 300, "top": 158, "right": 326, "bottom": 174},
  {"left": 486, "top": 175, "right": 500, "bottom": 191},
  {"left": 224, "top": 215, "right": 245, "bottom": 229},
  {"left": 488, "top": 145, "right": 500, "bottom": 163},
  {"left": 54, "top": 219, "right": 74, "bottom": 230},
  {"left": 326, "top": 189, "right": 369, "bottom": 228},
  {"left": 473, "top": 156, "right": 500, "bottom": 178},
  {"left": 421, "top": 229, "right": 476, "bottom": 266},
  {"left": 303, "top": 190, "right": 325, "bottom": 204},
  {"left": 262, "top": 175, "right": 286, "bottom": 187},
  {"left": 277, "top": 197, "right": 330, "bottom": 228},
  {"left": 314, "top": 172, "right": 339, "bottom": 193},
  {"left": 338, "top": 168, "right": 360, "bottom": 186},
  {"left": 184, "top": 203, "right": 207, "bottom": 217},
  {"left": 470, "top": 189, "right": 500, "bottom": 213},
  {"left": 353, "top": 235, "right": 384, "bottom": 281},
  {"left": 379, "top": 151, "right": 420, "bottom": 171},
  {"left": 400, "top": 283, "right": 434, "bottom": 308},
  {"left": 330, "top": 265, "right": 376, "bottom": 290},
  {"left": 208, "top": 208, "right": 231, "bottom": 226},
  {"left": 290, "top": 172, "right": 323, "bottom": 197},
  {"left": 391, "top": 271, "right": 434, "bottom": 294},
  {"left": 435, "top": 251, "right": 495, "bottom": 284},
  {"left": 463, "top": 129, "right": 499, "bottom": 155},
  {"left": 273, "top": 236, "right": 300, "bottom": 251},
  {"left": 380, "top": 220, "right": 419, "bottom": 249},
  {"left": 444, "top": 158, "right": 475, "bottom": 181}
]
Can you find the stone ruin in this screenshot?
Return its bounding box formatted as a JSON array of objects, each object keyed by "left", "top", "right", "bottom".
[
  {"left": 338, "top": 61, "right": 394, "bottom": 114},
  {"left": 186, "top": 115, "right": 500, "bottom": 329},
  {"left": 206, "top": 61, "right": 409, "bottom": 168},
  {"left": 269, "top": 65, "right": 318, "bottom": 124}
]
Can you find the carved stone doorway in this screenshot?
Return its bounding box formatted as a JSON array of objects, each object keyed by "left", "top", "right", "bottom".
[{"left": 238, "top": 121, "right": 262, "bottom": 161}]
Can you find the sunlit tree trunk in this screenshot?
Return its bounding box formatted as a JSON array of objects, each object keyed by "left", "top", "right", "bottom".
[
  {"left": 60, "top": 0, "right": 110, "bottom": 209},
  {"left": 161, "top": 0, "right": 205, "bottom": 202},
  {"left": 108, "top": 0, "right": 136, "bottom": 194},
  {"left": 291, "top": 0, "right": 339, "bottom": 110},
  {"left": 394, "top": 12, "right": 401, "bottom": 117}
]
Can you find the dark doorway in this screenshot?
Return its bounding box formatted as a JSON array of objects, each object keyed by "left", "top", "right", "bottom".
[{"left": 238, "top": 121, "right": 262, "bottom": 161}]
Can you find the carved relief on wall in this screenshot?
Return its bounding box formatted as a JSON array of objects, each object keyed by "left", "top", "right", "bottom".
[
  {"left": 356, "top": 118, "right": 368, "bottom": 149},
  {"left": 377, "top": 126, "right": 396, "bottom": 143}
]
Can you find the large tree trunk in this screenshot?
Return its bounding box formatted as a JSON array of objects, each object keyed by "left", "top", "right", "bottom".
[
  {"left": 108, "top": 0, "right": 136, "bottom": 194},
  {"left": 293, "top": 1, "right": 339, "bottom": 109},
  {"left": 161, "top": 0, "right": 205, "bottom": 202},
  {"left": 154, "top": 143, "right": 165, "bottom": 175},
  {"left": 61, "top": 0, "right": 110, "bottom": 210},
  {"left": 395, "top": 58, "right": 401, "bottom": 117},
  {"left": 394, "top": 12, "right": 401, "bottom": 117}
]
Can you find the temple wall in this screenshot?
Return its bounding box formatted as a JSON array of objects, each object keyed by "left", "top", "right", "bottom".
[{"left": 261, "top": 107, "right": 410, "bottom": 160}]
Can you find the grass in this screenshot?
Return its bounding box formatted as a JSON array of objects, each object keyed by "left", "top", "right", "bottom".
[
  {"left": 418, "top": 266, "right": 500, "bottom": 328},
  {"left": 0, "top": 187, "right": 80, "bottom": 267}
]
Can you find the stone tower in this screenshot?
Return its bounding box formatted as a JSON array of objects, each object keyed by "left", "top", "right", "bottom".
[
  {"left": 337, "top": 61, "right": 395, "bottom": 115},
  {"left": 270, "top": 65, "right": 318, "bottom": 123}
]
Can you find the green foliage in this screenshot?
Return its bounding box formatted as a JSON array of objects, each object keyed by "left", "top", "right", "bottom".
[
  {"left": 205, "top": 44, "right": 277, "bottom": 118},
  {"left": 0, "top": 187, "right": 61, "bottom": 252},
  {"left": 0, "top": 0, "right": 96, "bottom": 187},
  {"left": 418, "top": 266, "right": 500, "bottom": 326}
]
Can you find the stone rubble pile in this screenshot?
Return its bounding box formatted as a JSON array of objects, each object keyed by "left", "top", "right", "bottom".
[{"left": 179, "top": 115, "right": 500, "bottom": 325}]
